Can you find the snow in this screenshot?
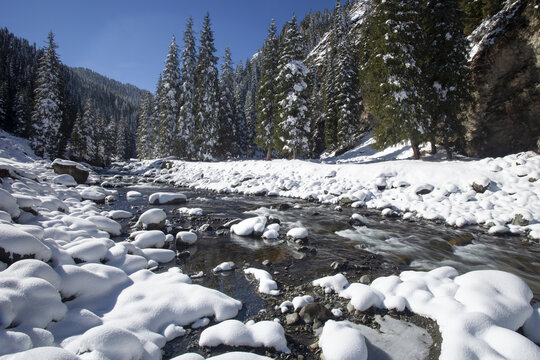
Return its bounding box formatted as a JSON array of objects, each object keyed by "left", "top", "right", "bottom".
[
  {"left": 213, "top": 262, "right": 235, "bottom": 273},
  {"left": 318, "top": 320, "right": 368, "bottom": 360},
  {"left": 244, "top": 268, "right": 280, "bottom": 295},
  {"left": 177, "top": 207, "right": 203, "bottom": 216},
  {"left": 131, "top": 230, "right": 166, "bottom": 249},
  {"left": 136, "top": 208, "right": 167, "bottom": 229},
  {"left": 231, "top": 216, "right": 267, "bottom": 236},
  {"left": 0, "top": 189, "right": 20, "bottom": 219},
  {"left": 148, "top": 192, "right": 187, "bottom": 205},
  {"left": 292, "top": 295, "right": 314, "bottom": 310},
  {"left": 51, "top": 174, "right": 77, "bottom": 187},
  {"left": 286, "top": 227, "right": 308, "bottom": 239},
  {"left": 126, "top": 190, "right": 143, "bottom": 200},
  {"left": 0, "top": 224, "right": 52, "bottom": 262},
  {"left": 106, "top": 210, "right": 132, "bottom": 220},
  {"left": 313, "top": 267, "right": 540, "bottom": 360},
  {"left": 176, "top": 231, "right": 198, "bottom": 245},
  {"left": 85, "top": 215, "right": 122, "bottom": 236},
  {"left": 312, "top": 273, "right": 350, "bottom": 294},
  {"left": 172, "top": 352, "right": 272, "bottom": 360},
  {"left": 199, "top": 320, "right": 290, "bottom": 353}
]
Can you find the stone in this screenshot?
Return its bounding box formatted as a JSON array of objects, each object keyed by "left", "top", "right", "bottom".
[
  {"left": 330, "top": 261, "right": 348, "bottom": 271},
  {"left": 359, "top": 275, "right": 371, "bottom": 285},
  {"left": 262, "top": 260, "right": 272, "bottom": 266},
  {"left": 52, "top": 159, "right": 89, "bottom": 184},
  {"left": 339, "top": 197, "right": 353, "bottom": 206},
  {"left": 277, "top": 203, "right": 291, "bottom": 211},
  {"left": 472, "top": 182, "right": 490, "bottom": 193},
  {"left": 286, "top": 313, "right": 300, "bottom": 326},
  {"left": 299, "top": 303, "right": 333, "bottom": 325},
  {"left": 511, "top": 213, "right": 529, "bottom": 226}
]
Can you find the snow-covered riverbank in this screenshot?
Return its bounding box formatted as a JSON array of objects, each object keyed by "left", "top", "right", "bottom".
[
  {"left": 1, "top": 130, "right": 539, "bottom": 359},
  {"left": 128, "top": 146, "right": 540, "bottom": 241}
]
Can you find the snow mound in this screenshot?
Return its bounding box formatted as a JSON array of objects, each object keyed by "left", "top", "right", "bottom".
[
  {"left": 85, "top": 215, "right": 122, "bottom": 236},
  {"left": 176, "top": 231, "right": 198, "bottom": 245},
  {"left": 0, "top": 223, "right": 52, "bottom": 263},
  {"left": 231, "top": 216, "right": 267, "bottom": 236},
  {"left": 286, "top": 227, "right": 308, "bottom": 239},
  {"left": 137, "top": 209, "right": 167, "bottom": 229},
  {"left": 244, "top": 268, "right": 280, "bottom": 295},
  {"left": 312, "top": 273, "right": 350, "bottom": 294},
  {"left": 177, "top": 207, "right": 203, "bottom": 216},
  {"left": 318, "top": 320, "right": 368, "bottom": 360},
  {"left": 199, "top": 319, "right": 290, "bottom": 353},
  {"left": 131, "top": 230, "right": 166, "bottom": 249},
  {"left": 0, "top": 189, "right": 20, "bottom": 219},
  {"left": 126, "top": 190, "right": 143, "bottom": 200},
  {"left": 148, "top": 192, "right": 187, "bottom": 205}
]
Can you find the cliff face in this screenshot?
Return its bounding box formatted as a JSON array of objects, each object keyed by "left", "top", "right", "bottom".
[{"left": 466, "top": 0, "right": 540, "bottom": 157}]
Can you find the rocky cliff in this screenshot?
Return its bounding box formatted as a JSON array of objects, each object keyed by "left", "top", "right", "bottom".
[{"left": 465, "top": 0, "right": 540, "bottom": 157}]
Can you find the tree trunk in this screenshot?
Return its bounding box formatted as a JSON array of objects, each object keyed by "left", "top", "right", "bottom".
[
  {"left": 266, "top": 145, "right": 272, "bottom": 161},
  {"left": 292, "top": 148, "right": 297, "bottom": 160},
  {"left": 410, "top": 137, "right": 421, "bottom": 160},
  {"left": 430, "top": 139, "right": 437, "bottom": 155},
  {"left": 444, "top": 143, "right": 453, "bottom": 160}
]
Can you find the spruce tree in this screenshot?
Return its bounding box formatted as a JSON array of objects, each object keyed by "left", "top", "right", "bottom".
[
  {"left": 308, "top": 68, "right": 325, "bottom": 157},
  {"left": 361, "top": 0, "right": 426, "bottom": 159},
  {"left": 194, "top": 12, "right": 219, "bottom": 160},
  {"left": 322, "top": 54, "right": 338, "bottom": 153},
  {"left": 243, "top": 59, "right": 260, "bottom": 158},
  {"left": 68, "top": 97, "right": 95, "bottom": 163},
  {"left": 156, "top": 35, "right": 181, "bottom": 158},
  {"left": 31, "top": 31, "right": 64, "bottom": 159},
  {"left": 422, "top": 0, "right": 470, "bottom": 158},
  {"left": 274, "top": 15, "right": 310, "bottom": 159},
  {"left": 68, "top": 111, "right": 84, "bottom": 161},
  {"left": 234, "top": 63, "right": 248, "bottom": 157},
  {"left": 136, "top": 92, "right": 154, "bottom": 159},
  {"left": 255, "top": 20, "right": 279, "bottom": 161},
  {"left": 151, "top": 74, "right": 165, "bottom": 158},
  {"left": 217, "top": 47, "right": 236, "bottom": 158},
  {"left": 178, "top": 17, "right": 197, "bottom": 159},
  {"left": 116, "top": 115, "right": 129, "bottom": 160}
]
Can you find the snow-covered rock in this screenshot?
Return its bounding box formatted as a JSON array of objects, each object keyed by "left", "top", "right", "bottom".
[
  {"left": 148, "top": 192, "right": 187, "bottom": 205},
  {"left": 177, "top": 207, "right": 203, "bottom": 216},
  {"left": 131, "top": 230, "right": 166, "bottom": 249},
  {"left": 0, "top": 189, "right": 20, "bottom": 218},
  {"left": 0, "top": 224, "right": 51, "bottom": 263},
  {"left": 85, "top": 215, "right": 122, "bottom": 236},
  {"left": 244, "top": 268, "right": 280, "bottom": 295},
  {"left": 286, "top": 227, "right": 308, "bottom": 239},
  {"left": 231, "top": 216, "right": 267, "bottom": 237},
  {"left": 318, "top": 320, "right": 368, "bottom": 360},
  {"left": 126, "top": 190, "right": 143, "bottom": 200},
  {"left": 137, "top": 208, "right": 167, "bottom": 229},
  {"left": 313, "top": 273, "right": 349, "bottom": 294},
  {"left": 176, "top": 231, "right": 198, "bottom": 245},
  {"left": 213, "top": 262, "right": 235, "bottom": 273},
  {"left": 51, "top": 174, "right": 77, "bottom": 187},
  {"left": 199, "top": 320, "right": 290, "bottom": 353}
]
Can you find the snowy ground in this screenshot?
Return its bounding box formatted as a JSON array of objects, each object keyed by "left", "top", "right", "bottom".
[{"left": 1, "top": 130, "right": 539, "bottom": 359}]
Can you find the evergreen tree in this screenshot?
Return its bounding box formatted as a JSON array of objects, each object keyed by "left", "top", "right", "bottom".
[
  {"left": 255, "top": 20, "right": 279, "bottom": 161},
  {"left": 308, "top": 67, "right": 325, "bottom": 157},
  {"left": 460, "top": 0, "right": 505, "bottom": 34},
  {"left": 93, "top": 110, "right": 107, "bottom": 165},
  {"left": 194, "top": 12, "right": 219, "bottom": 160},
  {"left": 0, "top": 84, "right": 8, "bottom": 132},
  {"left": 151, "top": 74, "right": 165, "bottom": 157},
  {"left": 31, "top": 31, "right": 64, "bottom": 158},
  {"left": 116, "top": 115, "right": 129, "bottom": 160},
  {"left": 234, "top": 63, "right": 248, "bottom": 157},
  {"left": 178, "top": 17, "right": 197, "bottom": 160},
  {"left": 361, "top": 0, "right": 426, "bottom": 159},
  {"left": 136, "top": 92, "right": 154, "bottom": 159},
  {"left": 217, "top": 47, "right": 237, "bottom": 158},
  {"left": 156, "top": 35, "right": 181, "bottom": 158},
  {"left": 103, "top": 116, "right": 117, "bottom": 161},
  {"left": 422, "top": 0, "right": 471, "bottom": 158},
  {"left": 274, "top": 15, "right": 310, "bottom": 159},
  {"left": 322, "top": 54, "right": 338, "bottom": 152},
  {"left": 13, "top": 88, "right": 32, "bottom": 137},
  {"left": 68, "top": 111, "right": 84, "bottom": 161},
  {"left": 243, "top": 59, "right": 260, "bottom": 158},
  {"left": 68, "top": 97, "right": 95, "bottom": 163}
]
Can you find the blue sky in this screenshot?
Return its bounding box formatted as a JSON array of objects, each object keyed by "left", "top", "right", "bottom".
[{"left": 1, "top": 0, "right": 337, "bottom": 91}]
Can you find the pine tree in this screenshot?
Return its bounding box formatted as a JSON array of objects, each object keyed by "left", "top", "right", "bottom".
[
  {"left": 322, "top": 54, "right": 338, "bottom": 153},
  {"left": 103, "top": 116, "right": 117, "bottom": 161},
  {"left": 361, "top": 0, "right": 426, "bottom": 159},
  {"left": 308, "top": 67, "right": 325, "bottom": 157},
  {"left": 274, "top": 15, "right": 310, "bottom": 159},
  {"left": 217, "top": 47, "right": 237, "bottom": 158},
  {"left": 93, "top": 110, "right": 107, "bottom": 165},
  {"left": 194, "top": 13, "right": 219, "bottom": 160},
  {"left": 31, "top": 31, "right": 64, "bottom": 159},
  {"left": 151, "top": 74, "right": 165, "bottom": 158},
  {"left": 243, "top": 59, "right": 259, "bottom": 158},
  {"left": 156, "top": 35, "right": 181, "bottom": 158},
  {"left": 255, "top": 20, "right": 279, "bottom": 161},
  {"left": 116, "top": 115, "right": 129, "bottom": 160},
  {"left": 136, "top": 92, "right": 154, "bottom": 159},
  {"left": 0, "top": 84, "right": 8, "bottom": 132},
  {"left": 68, "top": 111, "right": 84, "bottom": 161},
  {"left": 234, "top": 63, "right": 248, "bottom": 157},
  {"left": 178, "top": 17, "right": 197, "bottom": 160},
  {"left": 68, "top": 97, "right": 95, "bottom": 163},
  {"left": 13, "top": 88, "right": 32, "bottom": 137},
  {"left": 422, "top": 0, "right": 471, "bottom": 158}
]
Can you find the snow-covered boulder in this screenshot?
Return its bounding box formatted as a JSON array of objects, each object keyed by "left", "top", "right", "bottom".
[
  {"left": 137, "top": 208, "right": 167, "bottom": 230},
  {"left": 80, "top": 187, "right": 108, "bottom": 203},
  {"left": 149, "top": 192, "right": 187, "bottom": 205},
  {"left": 177, "top": 207, "right": 203, "bottom": 216},
  {"left": 199, "top": 320, "right": 290, "bottom": 353},
  {"left": 313, "top": 273, "right": 350, "bottom": 294},
  {"left": 64, "top": 238, "right": 114, "bottom": 263},
  {"left": 131, "top": 230, "right": 166, "bottom": 249},
  {"left": 0, "top": 224, "right": 51, "bottom": 264},
  {"left": 318, "top": 320, "right": 368, "bottom": 360},
  {"left": 86, "top": 215, "right": 122, "bottom": 236},
  {"left": 286, "top": 227, "right": 308, "bottom": 240},
  {"left": 176, "top": 231, "right": 198, "bottom": 245},
  {"left": 51, "top": 174, "right": 77, "bottom": 187},
  {"left": 0, "top": 189, "right": 20, "bottom": 219},
  {"left": 231, "top": 216, "right": 267, "bottom": 237},
  {"left": 213, "top": 262, "right": 235, "bottom": 273},
  {"left": 106, "top": 210, "right": 132, "bottom": 220},
  {"left": 126, "top": 191, "right": 143, "bottom": 201},
  {"left": 52, "top": 159, "right": 89, "bottom": 184}
]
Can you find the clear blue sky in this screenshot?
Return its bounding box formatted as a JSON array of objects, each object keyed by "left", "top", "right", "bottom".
[{"left": 1, "top": 0, "right": 337, "bottom": 92}]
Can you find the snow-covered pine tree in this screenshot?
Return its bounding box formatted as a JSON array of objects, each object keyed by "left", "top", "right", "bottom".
[
  {"left": 103, "top": 116, "right": 117, "bottom": 162},
  {"left": 156, "top": 35, "right": 181, "bottom": 158},
  {"left": 361, "top": 0, "right": 426, "bottom": 159},
  {"left": 68, "top": 97, "right": 95, "bottom": 163},
  {"left": 234, "top": 63, "right": 248, "bottom": 157},
  {"left": 136, "top": 92, "right": 154, "bottom": 159},
  {"left": 116, "top": 115, "right": 129, "bottom": 160},
  {"left": 322, "top": 53, "right": 338, "bottom": 153},
  {"left": 243, "top": 58, "right": 260, "bottom": 158},
  {"left": 217, "top": 47, "right": 237, "bottom": 158},
  {"left": 93, "top": 110, "right": 107, "bottom": 165},
  {"left": 194, "top": 13, "right": 219, "bottom": 160},
  {"left": 31, "top": 31, "right": 64, "bottom": 159},
  {"left": 255, "top": 20, "right": 279, "bottom": 161},
  {"left": 308, "top": 67, "right": 325, "bottom": 158},
  {"left": 422, "top": 0, "right": 471, "bottom": 159},
  {"left": 151, "top": 74, "right": 164, "bottom": 158},
  {"left": 274, "top": 15, "right": 310, "bottom": 159},
  {"left": 0, "top": 84, "right": 8, "bottom": 131},
  {"left": 13, "top": 88, "right": 32, "bottom": 137},
  {"left": 67, "top": 111, "right": 84, "bottom": 161},
  {"left": 178, "top": 17, "right": 197, "bottom": 160}
]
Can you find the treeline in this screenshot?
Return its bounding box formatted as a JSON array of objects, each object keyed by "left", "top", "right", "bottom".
[
  {"left": 138, "top": 0, "right": 474, "bottom": 161},
  {"left": 0, "top": 27, "right": 144, "bottom": 165}
]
